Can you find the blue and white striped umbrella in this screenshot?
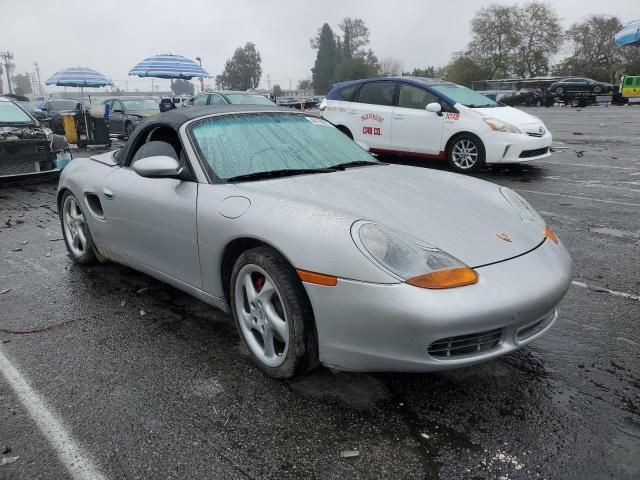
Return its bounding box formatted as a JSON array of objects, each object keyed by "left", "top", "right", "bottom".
[
  {"left": 615, "top": 19, "right": 640, "bottom": 47},
  {"left": 45, "top": 67, "right": 113, "bottom": 87},
  {"left": 128, "top": 54, "right": 209, "bottom": 79}
]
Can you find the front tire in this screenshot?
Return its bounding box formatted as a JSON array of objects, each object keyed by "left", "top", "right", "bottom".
[
  {"left": 447, "top": 134, "right": 485, "bottom": 174},
  {"left": 60, "top": 191, "right": 97, "bottom": 264},
  {"left": 125, "top": 121, "right": 134, "bottom": 137},
  {"left": 592, "top": 85, "right": 602, "bottom": 94},
  {"left": 555, "top": 86, "right": 564, "bottom": 95},
  {"left": 230, "top": 246, "right": 318, "bottom": 378}
]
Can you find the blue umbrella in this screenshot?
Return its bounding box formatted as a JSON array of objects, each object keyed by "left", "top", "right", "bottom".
[
  {"left": 128, "top": 54, "right": 209, "bottom": 79},
  {"left": 615, "top": 19, "right": 640, "bottom": 47},
  {"left": 45, "top": 67, "right": 113, "bottom": 88}
]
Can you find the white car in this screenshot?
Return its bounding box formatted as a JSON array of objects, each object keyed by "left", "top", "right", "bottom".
[{"left": 320, "top": 77, "right": 552, "bottom": 173}]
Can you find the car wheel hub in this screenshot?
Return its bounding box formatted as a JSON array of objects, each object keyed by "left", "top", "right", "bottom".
[
  {"left": 452, "top": 140, "right": 478, "bottom": 169},
  {"left": 62, "top": 196, "right": 87, "bottom": 257},
  {"left": 235, "top": 265, "right": 289, "bottom": 368}
]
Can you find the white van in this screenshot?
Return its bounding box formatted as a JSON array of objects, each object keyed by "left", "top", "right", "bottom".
[{"left": 320, "top": 77, "right": 552, "bottom": 173}]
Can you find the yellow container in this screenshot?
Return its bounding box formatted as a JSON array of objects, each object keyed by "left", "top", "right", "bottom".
[{"left": 61, "top": 113, "right": 78, "bottom": 144}]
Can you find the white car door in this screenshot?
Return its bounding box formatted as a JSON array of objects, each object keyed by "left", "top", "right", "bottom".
[
  {"left": 348, "top": 80, "right": 396, "bottom": 152},
  {"left": 391, "top": 83, "right": 445, "bottom": 156},
  {"left": 99, "top": 136, "right": 202, "bottom": 288}
]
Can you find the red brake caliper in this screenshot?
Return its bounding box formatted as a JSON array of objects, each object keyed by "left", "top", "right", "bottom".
[{"left": 254, "top": 274, "right": 265, "bottom": 293}]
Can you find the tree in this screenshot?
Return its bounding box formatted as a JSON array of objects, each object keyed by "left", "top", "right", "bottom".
[
  {"left": 468, "top": 5, "right": 521, "bottom": 78},
  {"left": 555, "top": 15, "right": 624, "bottom": 82},
  {"left": 171, "top": 79, "right": 194, "bottom": 96},
  {"left": 443, "top": 53, "right": 492, "bottom": 87},
  {"left": 272, "top": 84, "right": 283, "bottom": 97},
  {"left": 216, "top": 42, "right": 262, "bottom": 91},
  {"left": 335, "top": 56, "right": 377, "bottom": 82},
  {"left": 404, "top": 67, "right": 443, "bottom": 78},
  {"left": 338, "top": 18, "right": 370, "bottom": 58},
  {"left": 378, "top": 57, "right": 403, "bottom": 76},
  {"left": 513, "top": 2, "right": 563, "bottom": 77},
  {"left": 311, "top": 23, "right": 337, "bottom": 95},
  {"left": 12, "top": 73, "right": 32, "bottom": 95},
  {"left": 298, "top": 79, "right": 312, "bottom": 90}
]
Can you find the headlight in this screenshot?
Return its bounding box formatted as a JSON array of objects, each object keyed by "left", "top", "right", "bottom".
[
  {"left": 500, "top": 187, "right": 544, "bottom": 226},
  {"left": 483, "top": 117, "right": 521, "bottom": 134},
  {"left": 352, "top": 221, "right": 478, "bottom": 289}
]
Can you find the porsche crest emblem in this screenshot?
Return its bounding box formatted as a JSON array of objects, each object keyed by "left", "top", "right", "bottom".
[{"left": 496, "top": 233, "right": 512, "bottom": 242}]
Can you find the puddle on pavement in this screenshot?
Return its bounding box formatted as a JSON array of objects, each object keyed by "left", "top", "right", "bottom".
[{"left": 289, "top": 369, "right": 390, "bottom": 410}]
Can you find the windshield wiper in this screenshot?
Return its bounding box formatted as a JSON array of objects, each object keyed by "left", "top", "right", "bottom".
[
  {"left": 329, "top": 160, "right": 382, "bottom": 170},
  {"left": 227, "top": 168, "right": 336, "bottom": 183}
]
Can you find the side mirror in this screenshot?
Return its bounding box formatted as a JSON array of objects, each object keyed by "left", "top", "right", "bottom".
[
  {"left": 132, "top": 156, "right": 183, "bottom": 179},
  {"left": 41, "top": 106, "right": 48, "bottom": 112},
  {"left": 355, "top": 140, "right": 370, "bottom": 152},
  {"left": 426, "top": 102, "right": 442, "bottom": 114}
]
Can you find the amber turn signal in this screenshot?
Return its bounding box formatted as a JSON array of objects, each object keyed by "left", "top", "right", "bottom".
[
  {"left": 545, "top": 225, "right": 559, "bottom": 244},
  {"left": 406, "top": 267, "right": 479, "bottom": 289},
  {"left": 297, "top": 269, "right": 338, "bottom": 286}
]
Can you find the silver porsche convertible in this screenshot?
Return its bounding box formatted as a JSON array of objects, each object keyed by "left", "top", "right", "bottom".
[{"left": 57, "top": 105, "right": 574, "bottom": 378}]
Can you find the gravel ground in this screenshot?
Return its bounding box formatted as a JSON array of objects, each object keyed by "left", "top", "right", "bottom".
[{"left": 0, "top": 106, "right": 638, "bottom": 480}]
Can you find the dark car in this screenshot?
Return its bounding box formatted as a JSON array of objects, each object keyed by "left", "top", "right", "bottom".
[
  {"left": 0, "top": 97, "right": 72, "bottom": 179},
  {"left": 103, "top": 97, "right": 159, "bottom": 137},
  {"left": 183, "top": 91, "right": 276, "bottom": 108},
  {"left": 548, "top": 77, "right": 613, "bottom": 95},
  {"left": 40, "top": 99, "right": 80, "bottom": 134}
]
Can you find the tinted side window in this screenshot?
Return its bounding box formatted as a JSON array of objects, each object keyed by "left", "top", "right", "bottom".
[
  {"left": 209, "top": 94, "right": 227, "bottom": 105},
  {"left": 355, "top": 82, "right": 396, "bottom": 106},
  {"left": 624, "top": 77, "right": 634, "bottom": 86},
  {"left": 397, "top": 84, "right": 438, "bottom": 110},
  {"left": 338, "top": 85, "right": 358, "bottom": 100},
  {"left": 193, "top": 94, "right": 208, "bottom": 106}
]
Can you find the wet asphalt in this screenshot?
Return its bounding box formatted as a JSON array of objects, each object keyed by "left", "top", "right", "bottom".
[{"left": 0, "top": 106, "right": 639, "bottom": 480}]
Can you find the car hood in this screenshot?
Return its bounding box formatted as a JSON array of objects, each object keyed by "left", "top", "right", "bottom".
[
  {"left": 463, "top": 105, "right": 543, "bottom": 128},
  {"left": 235, "top": 164, "right": 545, "bottom": 268}
]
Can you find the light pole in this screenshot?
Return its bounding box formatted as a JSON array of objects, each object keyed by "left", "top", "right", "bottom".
[{"left": 196, "top": 57, "right": 204, "bottom": 92}]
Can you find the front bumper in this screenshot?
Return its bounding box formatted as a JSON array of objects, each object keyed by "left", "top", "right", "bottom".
[
  {"left": 304, "top": 238, "right": 573, "bottom": 372},
  {"left": 482, "top": 130, "right": 552, "bottom": 164}
]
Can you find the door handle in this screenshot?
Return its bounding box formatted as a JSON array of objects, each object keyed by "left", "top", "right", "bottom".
[
  {"left": 347, "top": 110, "right": 357, "bottom": 114},
  {"left": 102, "top": 188, "right": 114, "bottom": 200},
  {"left": 393, "top": 115, "right": 404, "bottom": 120}
]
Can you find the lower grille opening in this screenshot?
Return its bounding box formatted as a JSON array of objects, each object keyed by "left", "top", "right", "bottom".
[
  {"left": 517, "top": 311, "right": 555, "bottom": 342},
  {"left": 428, "top": 328, "right": 505, "bottom": 359},
  {"left": 519, "top": 147, "right": 549, "bottom": 158}
]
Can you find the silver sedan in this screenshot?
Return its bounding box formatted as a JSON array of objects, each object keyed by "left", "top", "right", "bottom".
[{"left": 57, "top": 105, "right": 574, "bottom": 378}]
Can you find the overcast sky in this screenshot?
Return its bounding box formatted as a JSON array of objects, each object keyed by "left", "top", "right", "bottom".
[{"left": 0, "top": 0, "right": 637, "bottom": 94}]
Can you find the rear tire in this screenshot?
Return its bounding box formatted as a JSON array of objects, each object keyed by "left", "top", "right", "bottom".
[
  {"left": 447, "top": 134, "right": 485, "bottom": 174},
  {"left": 60, "top": 191, "right": 97, "bottom": 264},
  {"left": 230, "top": 246, "right": 319, "bottom": 378}
]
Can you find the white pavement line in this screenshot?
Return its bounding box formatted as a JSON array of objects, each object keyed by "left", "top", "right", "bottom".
[
  {"left": 516, "top": 189, "right": 640, "bottom": 208},
  {"left": 572, "top": 280, "right": 640, "bottom": 301},
  {"left": 0, "top": 347, "right": 108, "bottom": 480},
  {"left": 535, "top": 160, "right": 639, "bottom": 171}
]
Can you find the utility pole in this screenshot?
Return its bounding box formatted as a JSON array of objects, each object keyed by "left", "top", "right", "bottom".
[
  {"left": 34, "top": 61, "right": 43, "bottom": 96},
  {"left": 1, "top": 51, "right": 15, "bottom": 94},
  {"left": 266, "top": 74, "right": 271, "bottom": 92}
]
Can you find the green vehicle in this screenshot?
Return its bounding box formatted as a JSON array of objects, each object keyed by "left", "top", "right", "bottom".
[{"left": 620, "top": 75, "right": 640, "bottom": 102}]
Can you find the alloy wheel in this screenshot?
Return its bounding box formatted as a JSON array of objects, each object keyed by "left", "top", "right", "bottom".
[
  {"left": 234, "top": 264, "right": 289, "bottom": 368},
  {"left": 451, "top": 139, "right": 479, "bottom": 170},
  {"left": 62, "top": 195, "right": 87, "bottom": 257}
]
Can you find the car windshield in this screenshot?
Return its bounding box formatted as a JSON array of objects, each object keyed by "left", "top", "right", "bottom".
[
  {"left": 432, "top": 84, "right": 499, "bottom": 108},
  {"left": 191, "top": 113, "right": 378, "bottom": 180},
  {"left": 0, "top": 102, "right": 34, "bottom": 124},
  {"left": 122, "top": 99, "right": 159, "bottom": 110},
  {"left": 47, "top": 100, "right": 78, "bottom": 112},
  {"left": 224, "top": 94, "right": 275, "bottom": 106}
]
